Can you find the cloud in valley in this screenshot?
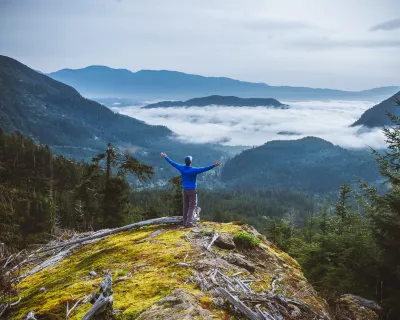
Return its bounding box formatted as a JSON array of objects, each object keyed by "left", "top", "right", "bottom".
[{"left": 113, "top": 101, "right": 386, "bottom": 149}]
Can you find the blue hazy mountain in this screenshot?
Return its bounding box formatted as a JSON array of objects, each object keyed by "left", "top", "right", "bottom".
[
  {"left": 0, "top": 56, "right": 169, "bottom": 150},
  {"left": 352, "top": 91, "right": 400, "bottom": 127},
  {"left": 142, "top": 95, "right": 287, "bottom": 109},
  {"left": 47, "top": 65, "right": 399, "bottom": 101},
  {"left": 0, "top": 55, "right": 225, "bottom": 169}
]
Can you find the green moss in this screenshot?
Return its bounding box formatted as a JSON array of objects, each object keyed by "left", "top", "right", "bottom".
[
  {"left": 117, "top": 269, "right": 129, "bottom": 277},
  {"left": 12, "top": 226, "right": 199, "bottom": 320},
  {"left": 11, "top": 222, "right": 329, "bottom": 320},
  {"left": 233, "top": 232, "right": 261, "bottom": 248}
]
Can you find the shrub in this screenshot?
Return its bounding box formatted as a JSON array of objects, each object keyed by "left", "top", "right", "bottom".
[{"left": 233, "top": 232, "right": 261, "bottom": 248}]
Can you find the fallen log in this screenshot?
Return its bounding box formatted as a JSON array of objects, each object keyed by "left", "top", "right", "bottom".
[
  {"left": 15, "top": 244, "right": 79, "bottom": 282},
  {"left": 39, "top": 216, "right": 183, "bottom": 253},
  {"left": 12, "top": 217, "right": 183, "bottom": 283},
  {"left": 206, "top": 233, "right": 219, "bottom": 251}
]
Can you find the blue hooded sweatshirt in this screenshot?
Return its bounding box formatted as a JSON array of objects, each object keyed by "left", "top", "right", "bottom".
[{"left": 165, "top": 157, "right": 215, "bottom": 190}]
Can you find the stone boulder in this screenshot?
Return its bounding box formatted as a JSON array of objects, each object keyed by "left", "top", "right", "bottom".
[
  {"left": 223, "top": 253, "right": 256, "bottom": 272},
  {"left": 336, "top": 294, "right": 381, "bottom": 320},
  {"left": 214, "top": 234, "right": 236, "bottom": 250}
]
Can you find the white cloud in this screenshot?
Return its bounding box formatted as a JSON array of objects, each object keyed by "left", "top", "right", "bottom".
[{"left": 113, "top": 100, "right": 387, "bottom": 149}]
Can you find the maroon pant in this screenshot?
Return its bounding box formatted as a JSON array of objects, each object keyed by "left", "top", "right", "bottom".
[{"left": 183, "top": 189, "right": 197, "bottom": 226}]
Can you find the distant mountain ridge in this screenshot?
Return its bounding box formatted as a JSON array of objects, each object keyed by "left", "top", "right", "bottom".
[
  {"left": 142, "top": 95, "right": 287, "bottom": 109},
  {"left": 221, "top": 136, "right": 380, "bottom": 193},
  {"left": 0, "top": 55, "right": 225, "bottom": 171},
  {"left": 47, "top": 65, "right": 399, "bottom": 101},
  {"left": 0, "top": 55, "right": 170, "bottom": 150},
  {"left": 352, "top": 91, "right": 400, "bottom": 127}
]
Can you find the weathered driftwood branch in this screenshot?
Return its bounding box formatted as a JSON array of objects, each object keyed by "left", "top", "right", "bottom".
[
  {"left": 15, "top": 244, "right": 79, "bottom": 282},
  {"left": 66, "top": 295, "right": 88, "bottom": 319},
  {"left": 25, "top": 311, "right": 37, "bottom": 320},
  {"left": 82, "top": 295, "right": 114, "bottom": 320},
  {"left": 10, "top": 297, "right": 22, "bottom": 307},
  {"left": 82, "top": 273, "right": 113, "bottom": 320},
  {"left": 40, "top": 216, "right": 182, "bottom": 253},
  {"left": 175, "top": 262, "right": 190, "bottom": 267},
  {"left": 193, "top": 267, "right": 327, "bottom": 320},
  {"left": 215, "top": 287, "right": 263, "bottom": 320},
  {"left": 206, "top": 233, "right": 219, "bottom": 251}
]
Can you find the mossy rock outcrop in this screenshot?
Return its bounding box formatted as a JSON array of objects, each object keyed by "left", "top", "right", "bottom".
[
  {"left": 336, "top": 294, "right": 381, "bottom": 320},
  {"left": 8, "top": 221, "right": 334, "bottom": 319}
]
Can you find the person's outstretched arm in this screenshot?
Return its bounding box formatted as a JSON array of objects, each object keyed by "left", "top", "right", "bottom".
[
  {"left": 161, "top": 152, "right": 182, "bottom": 171},
  {"left": 192, "top": 161, "right": 221, "bottom": 174}
]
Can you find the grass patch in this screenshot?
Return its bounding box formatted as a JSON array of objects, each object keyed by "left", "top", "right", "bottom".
[{"left": 233, "top": 232, "right": 261, "bottom": 248}]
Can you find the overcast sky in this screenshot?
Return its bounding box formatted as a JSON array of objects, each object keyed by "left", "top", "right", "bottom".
[{"left": 1, "top": 0, "right": 399, "bottom": 90}]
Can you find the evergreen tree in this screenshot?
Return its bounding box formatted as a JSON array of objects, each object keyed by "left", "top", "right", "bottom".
[
  {"left": 360, "top": 98, "right": 400, "bottom": 318},
  {"left": 165, "top": 176, "right": 182, "bottom": 216},
  {"left": 335, "top": 182, "right": 352, "bottom": 233},
  {"left": 102, "top": 177, "right": 131, "bottom": 227},
  {"left": 91, "top": 143, "right": 154, "bottom": 228}
]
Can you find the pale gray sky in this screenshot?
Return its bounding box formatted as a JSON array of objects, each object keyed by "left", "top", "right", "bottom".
[{"left": 1, "top": 0, "right": 399, "bottom": 90}]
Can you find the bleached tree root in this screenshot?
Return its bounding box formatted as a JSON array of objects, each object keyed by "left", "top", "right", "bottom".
[{"left": 82, "top": 273, "right": 114, "bottom": 320}]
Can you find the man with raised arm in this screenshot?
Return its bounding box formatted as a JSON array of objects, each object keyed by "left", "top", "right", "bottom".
[{"left": 161, "top": 152, "right": 221, "bottom": 227}]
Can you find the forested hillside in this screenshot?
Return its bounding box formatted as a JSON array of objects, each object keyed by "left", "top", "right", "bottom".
[
  {"left": 0, "top": 55, "right": 170, "bottom": 149},
  {"left": 221, "top": 137, "right": 381, "bottom": 193},
  {"left": 0, "top": 55, "right": 226, "bottom": 175},
  {"left": 352, "top": 91, "right": 400, "bottom": 127},
  {"left": 142, "top": 95, "right": 287, "bottom": 108},
  {"left": 0, "top": 130, "right": 156, "bottom": 251}
]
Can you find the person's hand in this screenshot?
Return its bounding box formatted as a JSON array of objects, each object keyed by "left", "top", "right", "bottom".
[
  {"left": 214, "top": 162, "right": 221, "bottom": 167},
  {"left": 161, "top": 152, "right": 167, "bottom": 158}
]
